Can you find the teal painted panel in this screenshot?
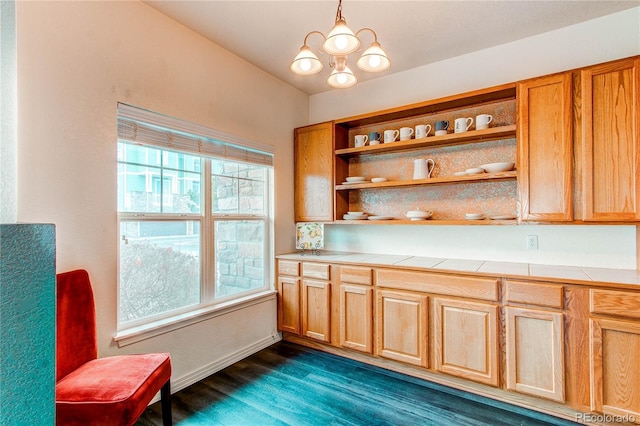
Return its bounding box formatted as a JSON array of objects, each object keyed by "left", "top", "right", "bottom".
[{"left": 1, "top": 224, "right": 56, "bottom": 425}]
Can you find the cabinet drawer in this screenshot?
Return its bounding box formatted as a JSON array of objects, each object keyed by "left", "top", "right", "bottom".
[
  {"left": 590, "top": 289, "right": 640, "bottom": 320},
  {"left": 376, "top": 269, "right": 498, "bottom": 301},
  {"left": 340, "top": 266, "right": 372, "bottom": 285},
  {"left": 505, "top": 280, "right": 563, "bottom": 308},
  {"left": 302, "top": 262, "right": 330, "bottom": 280},
  {"left": 278, "top": 260, "right": 300, "bottom": 277}
]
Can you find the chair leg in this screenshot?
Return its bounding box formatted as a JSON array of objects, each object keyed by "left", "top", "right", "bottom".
[{"left": 161, "top": 380, "right": 172, "bottom": 426}]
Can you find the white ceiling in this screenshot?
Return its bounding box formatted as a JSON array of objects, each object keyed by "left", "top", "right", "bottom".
[{"left": 144, "top": 1, "right": 638, "bottom": 95}]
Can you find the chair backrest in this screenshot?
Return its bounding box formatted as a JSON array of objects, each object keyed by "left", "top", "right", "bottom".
[{"left": 56, "top": 269, "right": 98, "bottom": 382}]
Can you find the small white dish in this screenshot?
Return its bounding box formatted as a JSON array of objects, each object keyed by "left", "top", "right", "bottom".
[
  {"left": 371, "top": 177, "right": 388, "bottom": 183},
  {"left": 346, "top": 176, "right": 366, "bottom": 182},
  {"left": 341, "top": 181, "right": 364, "bottom": 185},
  {"left": 490, "top": 214, "right": 516, "bottom": 220},
  {"left": 368, "top": 216, "right": 394, "bottom": 220},
  {"left": 453, "top": 171, "right": 467, "bottom": 177},
  {"left": 347, "top": 211, "right": 366, "bottom": 216},
  {"left": 465, "top": 168, "right": 485, "bottom": 175},
  {"left": 464, "top": 213, "right": 485, "bottom": 220},
  {"left": 480, "top": 162, "right": 515, "bottom": 173},
  {"left": 343, "top": 214, "right": 368, "bottom": 220},
  {"left": 405, "top": 208, "right": 433, "bottom": 220}
]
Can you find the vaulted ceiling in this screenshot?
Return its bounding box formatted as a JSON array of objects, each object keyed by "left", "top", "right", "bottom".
[{"left": 144, "top": 1, "right": 638, "bottom": 95}]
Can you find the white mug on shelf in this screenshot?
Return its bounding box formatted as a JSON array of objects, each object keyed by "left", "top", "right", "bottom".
[
  {"left": 454, "top": 117, "right": 474, "bottom": 133},
  {"left": 354, "top": 134, "right": 369, "bottom": 147},
  {"left": 399, "top": 127, "right": 414, "bottom": 141},
  {"left": 384, "top": 129, "right": 399, "bottom": 143},
  {"left": 415, "top": 124, "right": 432, "bottom": 139},
  {"left": 476, "top": 114, "right": 493, "bottom": 130}
]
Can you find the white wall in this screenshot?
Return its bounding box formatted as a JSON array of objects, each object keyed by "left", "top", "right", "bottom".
[
  {"left": 16, "top": 0, "right": 307, "bottom": 389},
  {"left": 1, "top": 1, "right": 17, "bottom": 223},
  {"left": 312, "top": 7, "right": 640, "bottom": 269}
]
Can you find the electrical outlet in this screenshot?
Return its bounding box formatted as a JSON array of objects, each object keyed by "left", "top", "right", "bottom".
[{"left": 527, "top": 235, "right": 538, "bottom": 250}]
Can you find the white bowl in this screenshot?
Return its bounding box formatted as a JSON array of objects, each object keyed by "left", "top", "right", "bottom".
[
  {"left": 405, "top": 209, "right": 433, "bottom": 219},
  {"left": 464, "top": 213, "right": 485, "bottom": 220},
  {"left": 347, "top": 211, "right": 366, "bottom": 216},
  {"left": 480, "top": 162, "right": 515, "bottom": 173},
  {"left": 345, "top": 176, "right": 366, "bottom": 182},
  {"left": 453, "top": 171, "right": 467, "bottom": 177},
  {"left": 465, "top": 168, "right": 485, "bottom": 175},
  {"left": 371, "top": 177, "right": 388, "bottom": 183}
]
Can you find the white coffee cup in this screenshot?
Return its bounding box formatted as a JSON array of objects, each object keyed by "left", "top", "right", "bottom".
[
  {"left": 384, "top": 129, "right": 399, "bottom": 143},
  {"left": 399, "top": 127, "right": 414, "bottom": 141},
  {"left": 454, "top": 117, "right": 473, "bottom": 133},
  {"left": 354, "top": 134, "right": 369, "bottom": 147},
  {"left": 415, "top": 124, "right": 432, "bottom": 139},
  {"left": 475, "top": 114, "right": 493, "bottom": 130}
]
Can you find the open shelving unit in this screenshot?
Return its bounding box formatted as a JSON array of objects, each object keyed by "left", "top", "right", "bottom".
[{"left": 331, "top": 84, "right": 519, "bottom": 224}]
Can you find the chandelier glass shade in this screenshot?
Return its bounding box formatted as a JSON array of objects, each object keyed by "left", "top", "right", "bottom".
[{"left": 290, "top": 0, "right": 390, "bottom": 89}]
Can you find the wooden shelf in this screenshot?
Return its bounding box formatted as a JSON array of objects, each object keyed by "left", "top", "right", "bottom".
[
  {"left": 335, "top": 125, "right": 516, "bottom": 157},
  {"left": 336, "top": 171, "right": 517, "bottom": 190},
  {"left": 334, "top": 219, "right": 518, "bottom": 225}
]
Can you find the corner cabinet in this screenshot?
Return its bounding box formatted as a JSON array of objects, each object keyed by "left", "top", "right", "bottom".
[
  {"left": 581, "top": 57, "right": 640, "bottom": 222},
  {"left": 517, "top": 72, "right": 573, "bottom": 222},
  {"left": 294, "top": 122, "right": 347, "bottom": 222}
]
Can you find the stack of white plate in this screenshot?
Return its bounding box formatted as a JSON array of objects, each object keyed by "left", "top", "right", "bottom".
[
  {"left": 342, "top": 176, "right": 366, "bottom": 185},
  {"left": 464, "top": 213, "right": 485, "bottom": 220},
  {"left": 343, "top": 211, "right": 368, "bottom": 220}
]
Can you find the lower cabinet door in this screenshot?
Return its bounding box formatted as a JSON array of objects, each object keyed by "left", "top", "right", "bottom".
[
  {"left": 375, "top": 289, "right": 428, "bottom": 367},
  {"left": 277, "top": 276, "right": 300, "bottom": 334},
  {"left": 301, "top": 279, "right": 331, "bottom": 342},
  {"left": 590, "top": 318, "right": 640, "bottom": 419},
  {"left": 340, "top": 284, "right": 373, "bottom": 353},
  {"left": 506, "top": 307, "right": 565, "bottom": 402},
  {"left": 433, "top": 297, "right": 499, "bottom": 386}
]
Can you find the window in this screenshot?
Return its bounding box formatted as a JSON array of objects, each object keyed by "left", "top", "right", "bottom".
[{"left": 117, "top": 104, "right": 274, "bottom": 332}]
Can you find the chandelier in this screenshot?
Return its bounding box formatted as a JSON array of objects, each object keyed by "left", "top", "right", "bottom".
[{"left": 290, "top": 0, "right": 390, "bottom": 89}]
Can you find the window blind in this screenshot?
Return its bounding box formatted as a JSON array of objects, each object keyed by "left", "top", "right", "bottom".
[{"left": 117, "top": 103, "right": 273, "bottom": 166}]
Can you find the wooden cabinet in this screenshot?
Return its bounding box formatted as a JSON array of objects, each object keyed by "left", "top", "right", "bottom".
[
  {"left": 581, "top": 57, "right": 640, "bottom": 221},
  {"left": 340, "top": 284, "right": 373, "bottom": 353},
  {"left": 504, "top": 280, "right": 565, "bottom": 402},
  {"left": 294, "top": 122, "right": 336, "bottom": 222},
  {"left": 505, "top": 280, "right": 565, "bottom": 402},
  {"left": 589, "top": 289, "right": 640, "bottom": 419},
  {"left": 375, "top": 289, "right": 428, "bottom": 367},
  {"left": 433, "top": 297, "right": 499, "bottom": 386},
  {"left": 517, "top": 72, "right": 573, "bottom": 221},
  {"left": 339, "top": 266, "right": 373, "bottom": 353},
  {"left": 277, "top": 276, "right": 300, "bottom": 334},
  {"left": 506, "top": 307, "right": 564, "bottom": 401},
  {"left": 301, "top": 278, "right": 331, "bottom": 342}
]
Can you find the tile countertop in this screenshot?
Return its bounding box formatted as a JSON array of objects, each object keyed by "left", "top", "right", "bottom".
[{"left": 276, "top": 251, "right": 640, "bottom": 288}]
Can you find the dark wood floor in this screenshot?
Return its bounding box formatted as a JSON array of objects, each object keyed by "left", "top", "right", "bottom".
[{"left": 136, "top": 341, "right": 578, "bottom": 426}]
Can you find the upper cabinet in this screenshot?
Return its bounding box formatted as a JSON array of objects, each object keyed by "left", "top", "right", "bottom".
[
  {"left": 517, "top": 72, "right": 574, "bottom": 222},
  {"left": 580, "top": 57, "right": 640, "bottom": 222},
  {"left": 294, "top": 122, "right": 346, "bottom": 222},
  {"left": 293, "top": 55, "right": 640, "bottom": 226}
]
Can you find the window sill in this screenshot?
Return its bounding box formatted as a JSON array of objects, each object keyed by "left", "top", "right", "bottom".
[{"left": 114, "top": 289, "right": 277, "bottom": 347}]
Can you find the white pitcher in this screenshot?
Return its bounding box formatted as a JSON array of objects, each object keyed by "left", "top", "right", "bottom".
[{"left": 413, "top": 159, "right": 435, "bottom": 180}]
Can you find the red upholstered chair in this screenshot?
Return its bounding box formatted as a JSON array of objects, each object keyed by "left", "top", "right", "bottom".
[{"left": 56, "top": 269, "right": 172, "bottom": 426}]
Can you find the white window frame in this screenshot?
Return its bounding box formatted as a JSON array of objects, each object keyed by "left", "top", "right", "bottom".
[{"left": 114, "top": 104, "right": 275, "bottom": 346}]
